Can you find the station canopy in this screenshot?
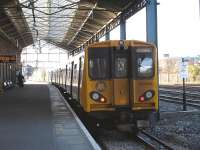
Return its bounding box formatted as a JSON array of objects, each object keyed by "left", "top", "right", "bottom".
[{"left": 0, "top": 0, "right": 146, "bottom": 52}]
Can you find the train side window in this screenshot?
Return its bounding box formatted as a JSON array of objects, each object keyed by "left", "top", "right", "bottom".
[
  {"left": 67, "top": 66, "right": 71, "bottom": 84},
  {"left": 73, "top": 64, "right": 77, "bottom": 82},
  {"left": 80, "top": 57, "right": 84, "bottom": 86},
  {"left": 136, "top": 49, "right": 154, "bottom": 78},
  {"left": 65, "top": 65, "right": 68, "bottom": 85}
]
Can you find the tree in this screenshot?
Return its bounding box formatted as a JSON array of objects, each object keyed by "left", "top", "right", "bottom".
[{"left": 188, "top": 65, "right": 200, "bottom": 81}]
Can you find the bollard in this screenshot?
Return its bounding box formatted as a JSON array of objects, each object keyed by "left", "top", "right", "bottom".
[{"left": 0, "top": 80, "right": 4, "bottom": 95}]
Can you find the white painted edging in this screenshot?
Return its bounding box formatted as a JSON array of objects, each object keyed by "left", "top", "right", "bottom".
[{"left": 55, "top": 86, "right": 101, "bottom": 150}]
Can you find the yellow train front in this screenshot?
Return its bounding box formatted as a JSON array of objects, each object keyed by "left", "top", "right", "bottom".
[{"left": 53, "top": 40, "right": 158, "bottom": 128}]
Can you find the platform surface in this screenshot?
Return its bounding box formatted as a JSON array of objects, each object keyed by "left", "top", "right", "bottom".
[{"left": 0, "top": 83, "right": 97, "bottom": 150}]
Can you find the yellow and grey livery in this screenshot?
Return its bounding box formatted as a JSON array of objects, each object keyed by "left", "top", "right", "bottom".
[{"left": 51, "top": 40, "right": 158, "bottom": 126}]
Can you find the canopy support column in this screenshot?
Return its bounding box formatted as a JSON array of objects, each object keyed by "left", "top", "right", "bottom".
[
  {"left": 120, "top": 17, "right": 126, "bottom": 40},
  {"left": 146, "top": 0, "right": 159, "bottom": 120},
  {"left": 146, "top": 0, "right": 158, "bottom": 46}
]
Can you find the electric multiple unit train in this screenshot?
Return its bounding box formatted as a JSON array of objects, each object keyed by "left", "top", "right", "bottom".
[{"left": 51, "top": 40, "right": 158, "bottom": 127}]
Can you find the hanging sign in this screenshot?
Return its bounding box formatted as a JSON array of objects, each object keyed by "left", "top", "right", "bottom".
[{"left": 0, "top": 55, "right": 16, "bottom": 62}]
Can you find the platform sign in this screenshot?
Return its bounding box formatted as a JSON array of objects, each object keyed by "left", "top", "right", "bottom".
[
  {"left": 0, "top": 55, "right": 16, "bottom": 62},
  {"left": 179, "top": 58, "right": 188, "bottom": 79}
]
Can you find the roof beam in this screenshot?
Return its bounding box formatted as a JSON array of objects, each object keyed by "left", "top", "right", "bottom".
[
  {"left": 67, "top": 3, "right": 97, "bottom": 46},
  {"left": 69, "top": 0, "right": 147, "bottom": 55},
  {"left": 0, "top": 27, "right": 20, "bottom": 50}
]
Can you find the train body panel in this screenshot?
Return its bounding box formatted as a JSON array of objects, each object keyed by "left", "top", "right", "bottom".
[{"left": 51, "top": 40, "right": 158, "bottom": 124}]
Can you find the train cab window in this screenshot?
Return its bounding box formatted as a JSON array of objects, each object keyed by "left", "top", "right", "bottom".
[
  {"left": 136, "top": 49, "right": 154, "bottom": 78},
  {"left": 89, "top": 58, "right": 107, "bottom": 79},
  {"left": 88, "top": 48, "right": 110, "bottom": 80},
  {"left": 114, "top": 57, "right": 128, "bottom": 78}
]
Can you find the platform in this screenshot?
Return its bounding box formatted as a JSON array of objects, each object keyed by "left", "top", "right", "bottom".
[{"left": 0, "top": 83, "right": 99, "bottom": 150}]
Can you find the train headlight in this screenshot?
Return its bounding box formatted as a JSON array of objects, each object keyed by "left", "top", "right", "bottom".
[
  {"left": 90, "top": 91, "right": 107, "bottom": 103},
  {"left": 91, "top": 92, "right": 100, "bottom": 100},
  {"left": 145, "top": 91, "right": 153, "bottom": 99},
  {"left": 118, "top": 40, "right": 128, "bottom": 50},
  {"left": 119, "top": 40, "right": 124, "bottom": 46},
  {"left": 144, "top": 90, "right": 155, "bottom": 100},
  {"left": 139, "top": 90, "right": 155, "bottom": 102}
]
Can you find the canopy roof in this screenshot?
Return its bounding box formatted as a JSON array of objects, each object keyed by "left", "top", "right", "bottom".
[{"left": 0, "top": 0, "right": 147, "bottom": 53}]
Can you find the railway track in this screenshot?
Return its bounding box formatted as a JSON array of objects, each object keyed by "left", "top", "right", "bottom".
[
  {"left": 160, "top": 85, "right": 200, "bottom": 89},
  {"left": 58, "top": 85, "right": 175, "bottom": 149},
  {"left": 94, "top": 127, "right": 174, "bottom": 150},
  {"left": 136, "top": 130, "right": 174, "bottom": 150},
  {"left": 160, "top": 94, "right": 200, "bottom": 103},
  {"left": 160, "top": 97, "right": 200, "bottom": 108},
  {"left": 160, "top": 88, "right": 200, "bottom": 98},
  {"left": 159, "top": 86, "right": 200, "bottom": 108}
]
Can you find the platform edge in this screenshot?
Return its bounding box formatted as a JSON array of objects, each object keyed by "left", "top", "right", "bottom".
[{"left": 53, "top": 86, "right": 101, "bottom": 150}]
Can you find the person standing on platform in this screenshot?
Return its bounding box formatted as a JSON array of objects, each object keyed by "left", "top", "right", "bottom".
[{"left": 17, "top": 72, "right": 25, "bottom": 87}]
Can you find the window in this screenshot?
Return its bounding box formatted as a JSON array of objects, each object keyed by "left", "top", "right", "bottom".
[
  {"left": 114, "top": 57, "right": 128, "bottom": 78},
  {"left": 79, "top": 57, "right": 84, "bottom": 87},
  {"left": 73, "top": 64, "right": 78, "bottom": 84},
  {"left": 137, "top": 51, "right": 153, "bottom": 78},
  {"left": 65, "top": 66, "right": 68, "bottom": 85},
  {"left": 67, "top": 67, "right": 71, "bottom": 85},
  {"left": 88, "top": 48, "right": 110, "bottom": 80},
  {"left": 89, "top": 58, "right": 108, "bottom": 79}
]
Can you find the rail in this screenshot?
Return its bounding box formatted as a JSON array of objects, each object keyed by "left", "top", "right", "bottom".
[
  {"left": 160, "top": 96, "right": 200, "bottom": 108},
  {"left": 159, "top": 86, "right": 200, "bottom": 108},
  {"left": 136, "top": 130, "right": 174, "bottom": 150}
]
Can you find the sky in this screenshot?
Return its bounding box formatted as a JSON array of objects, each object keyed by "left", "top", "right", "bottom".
[{"left": 110, "top": 0, "right": 200, "bottom": 58}]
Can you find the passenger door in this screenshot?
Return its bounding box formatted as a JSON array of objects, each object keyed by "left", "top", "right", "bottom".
[{"left": 112, "top": 49, "right": 130, "bottom": 107}]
